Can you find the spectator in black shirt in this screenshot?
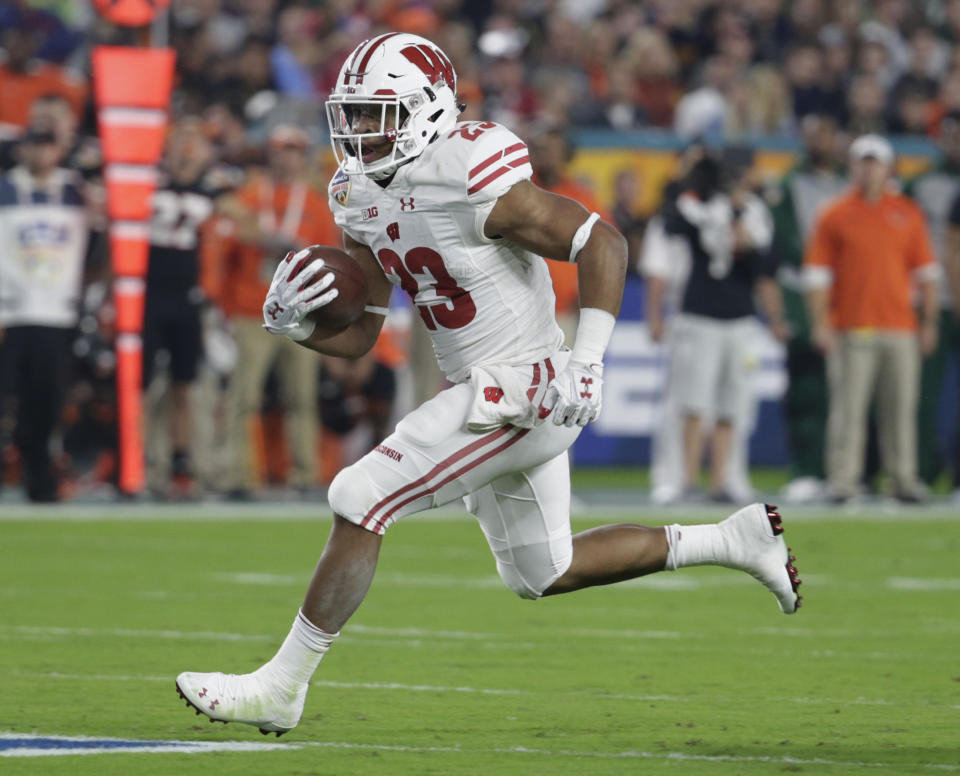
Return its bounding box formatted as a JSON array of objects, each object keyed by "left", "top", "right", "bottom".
[
  {"left": 661, "top": 153, "right": 786, "bottom": 501},
  {"left": 143, "top": 118, "right": 222, "bottom": 499}
]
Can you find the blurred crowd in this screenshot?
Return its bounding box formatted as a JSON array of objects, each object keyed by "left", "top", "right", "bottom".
[
  {"left": 1, "top": 0, "right": 959, "bottom": 504},
  {"left": 8, "top": 1, "right": 960, "bottom": 143}
]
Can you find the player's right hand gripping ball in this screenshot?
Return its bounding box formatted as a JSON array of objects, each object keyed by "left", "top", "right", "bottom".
[{"left": 262, "top": 245, "right": 369, "bottom": 340}]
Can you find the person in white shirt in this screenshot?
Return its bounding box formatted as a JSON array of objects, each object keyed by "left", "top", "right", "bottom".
[{"left": 0, "top": 123, "right": 88, "bottom": 502}]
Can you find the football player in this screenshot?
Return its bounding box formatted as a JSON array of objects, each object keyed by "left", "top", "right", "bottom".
[{"left": 175, "top": 33, "right": 802, "bottom": 735}]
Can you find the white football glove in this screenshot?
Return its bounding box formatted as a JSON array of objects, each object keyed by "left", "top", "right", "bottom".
[
  {"left": 541, "top": 360, "right": 604, "bottom": 427},
  {"left": 262, "top": 249, "right": 339, "bottom": 341}
]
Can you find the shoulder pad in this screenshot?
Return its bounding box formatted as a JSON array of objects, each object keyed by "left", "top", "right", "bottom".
[
  {"left": 437, "top": 122, "right": 532, "bottom": 203},
  {"left": 463, "top": 123, "right": 532, "bottom": 202}
]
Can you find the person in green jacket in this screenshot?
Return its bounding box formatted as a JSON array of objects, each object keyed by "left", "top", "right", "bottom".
[
  {"left": 766, "top": 114, "right": 847, "bottom": 502},
  {"left": 904, "top": 112, "right": 960, "bottom": 489}
]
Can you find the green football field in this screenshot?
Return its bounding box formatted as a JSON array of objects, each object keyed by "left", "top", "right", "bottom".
[{"left": 1, "top": 500, "right": 958, "bottom": 775}]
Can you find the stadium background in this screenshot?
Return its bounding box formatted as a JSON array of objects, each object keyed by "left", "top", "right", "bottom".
[{"left": 1, "top": 0, "right": 959, "bottom": 493}]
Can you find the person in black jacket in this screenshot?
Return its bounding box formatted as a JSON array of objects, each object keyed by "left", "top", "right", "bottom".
[{"left": 662, "top": 153, "right": 786, "bottom": 501}]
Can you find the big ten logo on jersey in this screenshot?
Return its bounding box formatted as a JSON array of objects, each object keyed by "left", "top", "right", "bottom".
[
  {"left": 361, "top": 206, "right": 378, "bottom": 221},
  {"left": 377, "top": 246, "right": 476, "bottom": 331},
  {"left": 151, "top": 190, "right": 214, "bottom": 251}
]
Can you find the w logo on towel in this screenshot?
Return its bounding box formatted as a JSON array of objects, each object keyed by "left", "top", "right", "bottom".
[{"left": 483, "top": 387, "right": 504, "bottom": 404}]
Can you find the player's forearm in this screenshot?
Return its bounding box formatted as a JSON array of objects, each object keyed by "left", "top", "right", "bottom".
[
  {"left": 299, "top": 312, "right": 384, "bottom": 358},
  {"left": 576, "top": 220, "right": 627, "bottom": 317}
]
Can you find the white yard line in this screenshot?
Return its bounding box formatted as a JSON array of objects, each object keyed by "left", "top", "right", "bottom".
[
  {"left": 885, "top": 577, "right": 960, "bottom": 591},
  {"left": 7, "top": 670, "right": 957, "bottom": 711},
  {"left": 2, "top": 623, "right": 955, "bottom": 664},
  {"left": 1, "top": 501, "right": 958, "bottom": 523}
]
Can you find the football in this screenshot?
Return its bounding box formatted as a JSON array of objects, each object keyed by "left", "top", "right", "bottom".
[{"left": 291, "top": 245, "right": 369, "bottom": 332}]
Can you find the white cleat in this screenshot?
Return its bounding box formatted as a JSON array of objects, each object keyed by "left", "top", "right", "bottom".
[
  {"left": 718, "top": 502, "right": 802, "bottom": 614},
  {"left": 175, "top": 670, "right": 306, "bottom": 736}
]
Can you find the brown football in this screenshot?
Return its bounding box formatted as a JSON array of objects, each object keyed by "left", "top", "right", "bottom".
[{"left": 287, "top": 245, "right": 369, "bottom": 332}]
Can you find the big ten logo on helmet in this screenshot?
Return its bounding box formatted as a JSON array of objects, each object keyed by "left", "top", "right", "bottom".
[{"left": 361, "top": 206, "right": 378, "bottom": 221}]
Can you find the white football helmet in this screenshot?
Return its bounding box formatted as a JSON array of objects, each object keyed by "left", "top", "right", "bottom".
[{"left": 325, "top": 32, "right": 461, "bottom": 180}]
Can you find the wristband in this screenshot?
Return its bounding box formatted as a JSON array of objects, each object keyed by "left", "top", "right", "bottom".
[
  {"left": 569, "top": 212, "right": 601, "bottom": 262},
  {"left": 571, "top": 307, "right": 616, "bottom": 364}
]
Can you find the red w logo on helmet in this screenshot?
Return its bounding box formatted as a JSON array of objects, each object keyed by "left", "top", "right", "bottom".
[{"left": 401, "top": 44, "right": 455, "bottom": 91}]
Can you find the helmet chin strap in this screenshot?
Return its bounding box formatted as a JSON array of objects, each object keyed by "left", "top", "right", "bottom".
[
  {"left": 366, "top": 157, "right": 408, "bottom": 181},
  {"left": 362, "top": 128, "right": 420, "bottom": 181}
]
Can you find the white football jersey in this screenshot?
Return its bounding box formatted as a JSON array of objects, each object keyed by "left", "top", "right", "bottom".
[{"left": 329, "top": 121, "right": 564, "bottom": 383}]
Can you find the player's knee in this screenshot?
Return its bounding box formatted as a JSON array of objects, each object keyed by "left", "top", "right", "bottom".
[
  {"left": 327, "top": 464, "right": 380, "bottom": 530},
  {"left": 495, "top": 542, "right": 573, "bottom": 600}
]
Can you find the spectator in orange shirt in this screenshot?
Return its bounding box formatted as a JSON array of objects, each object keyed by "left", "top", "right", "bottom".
[
  {"left": 216, "top": 125, "right": 338, "bottom": 499},
  {"left": 0, "top": 27, "right": 86, "bottom": 133},
  {"left": 804, "top": 134, "right": 939, "bottom": 504}
]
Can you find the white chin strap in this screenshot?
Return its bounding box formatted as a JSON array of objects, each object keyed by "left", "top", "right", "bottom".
[{"left": 365, "top": 155, "right": 408, "bottom": 180}]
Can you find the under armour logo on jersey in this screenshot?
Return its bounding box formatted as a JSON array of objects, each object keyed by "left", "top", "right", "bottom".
[
  {"left": 386, "top": 222, "right": 400, "bottom": 242},
  {"left": 266, "top": 302, "right": 284, "bottom": 320},
  {"left": 579, "top": 377, "right": 593, "bottom": 399},
  {"left": 483, "top": 386, "right": 504, "bottom": 404},
  {"left": 400, "top": 197, "right": 415, "bottom": 211}
]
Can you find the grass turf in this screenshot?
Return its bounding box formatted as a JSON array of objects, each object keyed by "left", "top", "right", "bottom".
[{"left": 1, "top": 504, "right": 958, "bottom": 775}]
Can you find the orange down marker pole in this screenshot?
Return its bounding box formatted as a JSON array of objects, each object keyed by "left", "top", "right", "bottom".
[{"left": 92, "top": 46, "right": 175, "bottom": 494}]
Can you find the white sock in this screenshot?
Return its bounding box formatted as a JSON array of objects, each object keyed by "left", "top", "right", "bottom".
[
  {"left": 255, "top": 610, "right": 338, "bottom": 692},
  {"left": 664, "top": 523, "right": 729, "bottom": 570}
]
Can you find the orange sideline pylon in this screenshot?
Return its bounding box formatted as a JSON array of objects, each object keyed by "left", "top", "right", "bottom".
[{"left": 93, "top": 45, "right": 175, "bottom": 495}]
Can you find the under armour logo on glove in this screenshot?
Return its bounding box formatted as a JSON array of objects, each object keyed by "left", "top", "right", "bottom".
[
  {"left": 541, "top": 360, "right": 604, "bottom": 427},
  {"left": 266, "top": 301, "right": 284, "bottom": 320}
]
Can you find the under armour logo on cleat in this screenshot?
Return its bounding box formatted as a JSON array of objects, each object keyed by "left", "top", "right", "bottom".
[
  {"left": 209, "top": 699, "right": 220, "bottom": 711},
  {"left": 198, "top": 688, "right": 208, "bottom": 698}
]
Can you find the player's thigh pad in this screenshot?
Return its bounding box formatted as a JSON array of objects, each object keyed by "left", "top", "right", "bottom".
[
  {"left": 464, "top": 452, "right": 573, "bottom": 599},
  {"left": 328, "top": 382, "right": 580, "bottom": 535}
]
